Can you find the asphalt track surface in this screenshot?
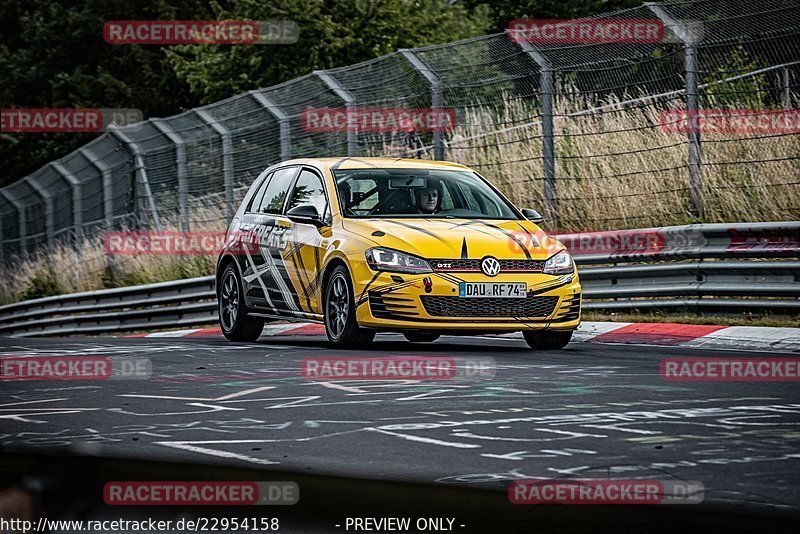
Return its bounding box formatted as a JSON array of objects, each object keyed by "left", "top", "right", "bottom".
[{"left": 1, "top": 332, "right": 799, "bottom": 533}]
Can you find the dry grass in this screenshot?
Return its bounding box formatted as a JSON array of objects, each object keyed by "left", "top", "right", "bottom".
[
  {"left": 449, "top": 96, "right": 799, "bottom": 233},
  {"left": 0, "top": 204, "right": 226, "bottom": 305},
  {"left": 1, "top": 96, "right": 797, "bottom": 307}
]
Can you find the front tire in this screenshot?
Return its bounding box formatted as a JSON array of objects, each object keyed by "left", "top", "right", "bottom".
[
  {"left": 523, "top": 330, "right": 573, "bottom": 350},
  {"left": 324, "top": 265, "right": 375, "bottom": 347},
  {"left": 218, "top": 264, "right": 264, "bottom": 342}
]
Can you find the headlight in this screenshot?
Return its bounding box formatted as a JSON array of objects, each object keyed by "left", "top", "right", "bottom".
[
  {"left": 543, "top": 250, "right": 574, "bottom": 275},
  {"left": 366, "top": 247, "right": 432, "bottom": 274}
]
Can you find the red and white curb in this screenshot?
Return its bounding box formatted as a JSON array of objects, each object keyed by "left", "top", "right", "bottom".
[{"left": 123, "top": 322, "right": 800, "bottom": 353}]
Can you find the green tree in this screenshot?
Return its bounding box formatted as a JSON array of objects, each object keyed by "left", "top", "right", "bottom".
[
  {"left": 1, "top": 0, "right": 492, "bottom": 186},
  {"left": 0, "top": 0, "right": 219, "bottom": 186},
  {"left": 165, "top": 0, "right": 493, "bottom": 104},
  {"left": 459, "top": 0, "right": 643, "bottom": 33}
]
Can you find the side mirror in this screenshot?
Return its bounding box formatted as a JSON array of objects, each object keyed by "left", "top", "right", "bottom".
[
  {"left": 286, "top": 205, "right": 326, "bottom": 227},
  {"left": 521, "top": 208, "right": 544, "bottom": 224}
]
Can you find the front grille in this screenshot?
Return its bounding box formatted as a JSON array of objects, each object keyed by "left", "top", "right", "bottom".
[
  {"left": 553, "top": 292, "right": 581, "bottom": 322},
  {"left": 369, "top": 293, "right": 418, "bottom": 319},
  {"left": 421, "top": 295, "right": 559, "bottom": 318},
  {"left": 430, "top": 259, "right": 545, "bottom": 272}
]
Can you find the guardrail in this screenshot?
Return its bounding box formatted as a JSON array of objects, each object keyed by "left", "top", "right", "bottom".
[
  {"left": 0, "top": 222, "right": 797, "bottom": 337},
  {"left": 561, "top": 221, "right": 800, "bottom": 313},
  {"left": 0, "top": 277, "right": 217, "bottom": 337}
]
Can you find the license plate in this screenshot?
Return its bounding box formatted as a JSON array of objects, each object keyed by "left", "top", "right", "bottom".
[{"left": 458, "top": 282, "right": 527, "bottom": 298}]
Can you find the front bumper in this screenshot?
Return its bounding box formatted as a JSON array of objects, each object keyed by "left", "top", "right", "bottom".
[{"left": 352, "top": 261, "right": 581, "bottom": 332}]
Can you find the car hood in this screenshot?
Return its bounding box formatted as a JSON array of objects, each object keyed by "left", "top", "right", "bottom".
[{"left": 342, "top": 218, "right": 563, "bottom": 260}]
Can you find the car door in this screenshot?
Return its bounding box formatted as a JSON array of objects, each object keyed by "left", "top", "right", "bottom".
[
  {"left": 281, "top": 167, "right": 331, "bottom": 316},
  {"left": 238, "top": 166, "right": 300, "bottom": 315}
]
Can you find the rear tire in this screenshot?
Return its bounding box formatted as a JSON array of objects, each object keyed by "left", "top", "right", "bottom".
[
  {"left": 403, "top": 332, "right": 440, "bottom": 343},
  {"left": 218, "top": 264, "right": 264, "bottom": 342},
  {"left": 324, "top": 265, "right": 375, "bottom": 347},
  {"left": 523, "top": 330, "right": 573, "bottom": 350}
]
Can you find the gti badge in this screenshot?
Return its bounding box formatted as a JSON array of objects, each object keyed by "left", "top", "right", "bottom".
[{"left": 480, "top": 256, "right": 501, "bottom": 277}]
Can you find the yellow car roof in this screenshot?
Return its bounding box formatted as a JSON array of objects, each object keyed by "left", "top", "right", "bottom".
[{"left": 289, "top": 157, "right": 470, "bottom": 171}]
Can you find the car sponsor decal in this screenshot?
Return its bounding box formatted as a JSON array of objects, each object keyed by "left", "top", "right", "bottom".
[
  {"left": 447, "top": 220, "right": 520, "bottom": 252},
  {"left": 356, "top": 277, "right": 424, "bottom": 308},
  {"left": 241, "top": 245, "right": 279, "bottom": 313}
]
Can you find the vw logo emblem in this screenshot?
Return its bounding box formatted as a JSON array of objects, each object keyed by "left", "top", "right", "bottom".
[{"left": 480, "top": 256, "right": 501, "bottom": 277}]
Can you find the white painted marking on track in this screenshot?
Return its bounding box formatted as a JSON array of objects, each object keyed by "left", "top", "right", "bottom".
[
  {"left": 108, "top": 403, "right": 244, "bottom": 416},
  {"left": 451, "top": 428, "right": 607, "bottom": 442},
  {"left": 157, "top": 442, "right": 279, "bottom": 465},
  {"left": 261, "top": 324, "right": 308, "bottom": 336},
  {"left": 117, "top": 386, "right": 276, "bottom": 402},
  {"left": 367, "top": 428, "right": 480, "bottom": 449},
  {"left": 486, "top": 387, "right": 538, "bottom": 394},
  {"left": 0, "top": 410, "right": 99, "bottom": 423},
  {"left": 0, "top": 398, "right": 70, "bottom": 407},
  {"left": 145, "top": 328, "right": 202, "bottom": 338},
  {"left": 684, "top": 326, "right": 800, "bottom": 352},
  {"left": 312, "top": 382, "right": 368, "bottom": 393},
  {"left": 572, "top": 321, "right": 632, "bottom": 341}
]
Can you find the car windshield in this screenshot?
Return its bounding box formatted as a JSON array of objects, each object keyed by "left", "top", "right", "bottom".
[{"left": 333, "top": 168, "right": 519, "bottom": 219}]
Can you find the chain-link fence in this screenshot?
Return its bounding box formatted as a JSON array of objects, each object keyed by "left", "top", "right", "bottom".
[{"left": 1, "top": 0, "right": 798, "bottom": 283}]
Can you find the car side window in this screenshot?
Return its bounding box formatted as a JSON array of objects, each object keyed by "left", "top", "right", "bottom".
[
  {"left": 286, "top": 169, "right": 328, "bottom": 216},
  {"left": 247, "top": 172, "right": 273, "bottom": 213},
  {"left": 349, "top": 178, "right": 378, "bottom": 211},
  {"left": 256, "top": 167, "right": 297, "bottom": 214}
]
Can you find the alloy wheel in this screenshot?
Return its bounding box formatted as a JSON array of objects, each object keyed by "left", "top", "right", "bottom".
[{"left": 219, "top": 271, "right": 239, "bottom": 332}]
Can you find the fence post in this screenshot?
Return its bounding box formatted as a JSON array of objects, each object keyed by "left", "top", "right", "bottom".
[
  {"left": 51, "top": 162, "right": 83, "bottom": 248},
  {"left": 80, "top": 148, "right": 114, "bottom": 230},
  {"left": 400, "top": 49, "right": 445, "bottom": 160},
  {"left": 0, "top": 189, "right": 27, "bottom": 261},
  {"left": 783, "top": 67, "right": 792, "bottom": 109},
  {"left": 315, "top": 70, "right": 358, "bottom": 156},
  {"left": 80, "top": 146, "right": 116, "bottom": 276},
  {"left": 517, "top": 41, "right": 558, "bottom": 227},
  {"left": 647, "top": 2, "right": 704, "bottom": 220},
  {"left": 250, "top": 91, "right": 292, "bottom": 160},
  {"left": 51, "top": 161, "right": 83, "bottom": 290},
  {"left": 195, "top": 109, "right": 235, "bottom": 223},
  {"left": 152, "top": 120, "right": 189, "bottom": 232},
  {"left": 110, "top": 128, "right": 163, "bottom": 231},
  {"left": 23, "top": 176, "right": 55, "bottom": 248}
]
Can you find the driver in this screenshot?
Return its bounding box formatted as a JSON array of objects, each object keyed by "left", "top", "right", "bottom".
[{"left": 414, "top": 185, "right": 439, "bottom": 214}]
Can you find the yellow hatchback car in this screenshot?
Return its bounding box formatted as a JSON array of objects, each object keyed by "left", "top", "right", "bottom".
[{"left": 216, "top": 158, "right": 581, "bottom": 349}]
